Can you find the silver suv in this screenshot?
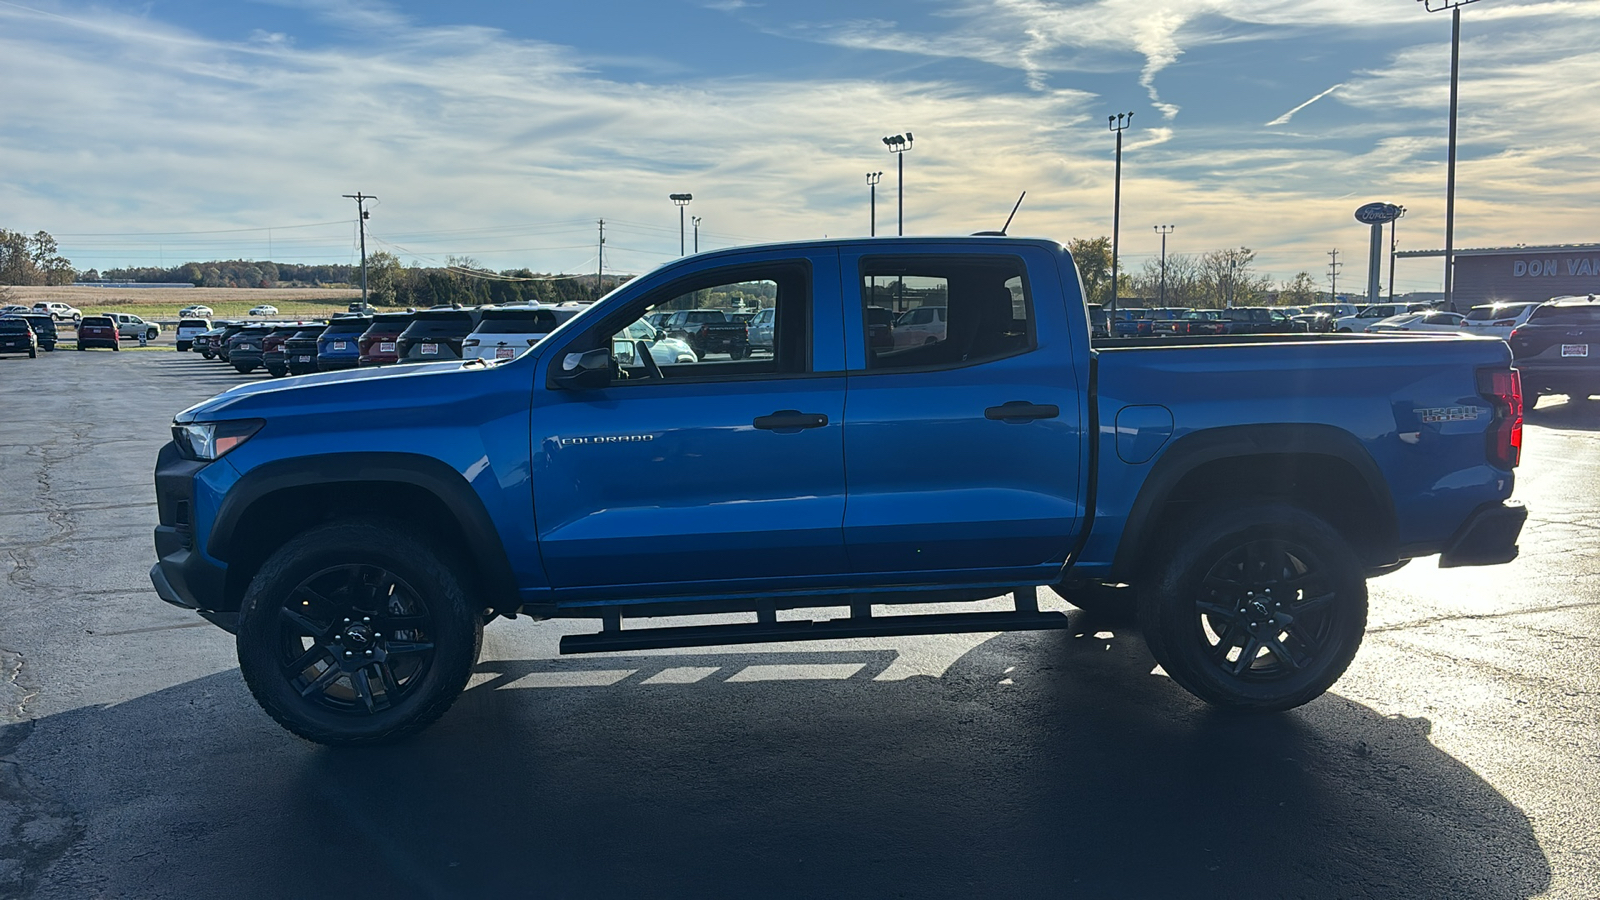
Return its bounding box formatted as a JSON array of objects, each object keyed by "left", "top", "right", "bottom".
[{"left": 32, "top": 302, "right": 81, "bottom": 324}]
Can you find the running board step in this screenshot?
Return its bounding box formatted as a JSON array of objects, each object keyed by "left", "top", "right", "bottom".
[{"left": 560, "top": 609, "right": 1072, "bottom": 655}]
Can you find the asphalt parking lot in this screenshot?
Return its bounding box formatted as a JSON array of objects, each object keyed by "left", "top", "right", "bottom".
[{"left": 1, "top": 348, "right": 1597, "bottom": 899}]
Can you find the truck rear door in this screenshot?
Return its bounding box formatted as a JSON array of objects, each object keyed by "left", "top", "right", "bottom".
[{"left": 837, "top": 244, "right": 1088, "bottom": 578}]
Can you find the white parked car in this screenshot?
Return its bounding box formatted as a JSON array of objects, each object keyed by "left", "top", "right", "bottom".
[
  {"left": 0, "top": 304, "right": 30, "bottom": 316},
  {"left": 31, "top": 302, "right": 81, "bottom": 324},
  {"left": 248, "top": 304, "right": 279, "bottom": 316},
  {"left": 1365, "top": 310, "right": 1467, "bottom": 334},
  {"left": 612, "top": 318, "right": 699, "bottom": 366},
  {"left": 461, "top": 306, "right": 584, "bottom": 362},
  {"left": 175, "top": 318, "right": 213, "bottom": 351},
  {"left": 1460, "top": 302, "right": 1541, "bottom": 340},
  {"left": 1335, "top": 302, "right": 1434, "bottom": 333},
  {"left": 892, "top": 305, "right": 948, "bottom": 348},
  {"left": 179, "top": 305, "right": 215, "bottom": 318}
]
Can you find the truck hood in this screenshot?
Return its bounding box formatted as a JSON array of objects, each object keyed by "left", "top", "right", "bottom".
[{"left": 173, "top": 356, "right": 516, "bottom": 423}]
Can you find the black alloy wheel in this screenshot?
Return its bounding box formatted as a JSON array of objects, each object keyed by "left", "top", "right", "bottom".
[
  {"left": 280, "top": 566, "right": 433, "bottom": 714},
  {"left": 237, "top": 520, "right": 482, "bottom": 746},
  {"left": 1138, "top": 504, "right": 1367, "bottom": 712}
]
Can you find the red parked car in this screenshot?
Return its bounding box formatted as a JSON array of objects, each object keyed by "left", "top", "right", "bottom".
[
  {"left": 77, "top": 315, "right": 120, "bottom": 350},
  {"left": 358, "top": 312, "right": 414, "bottom": 366}
]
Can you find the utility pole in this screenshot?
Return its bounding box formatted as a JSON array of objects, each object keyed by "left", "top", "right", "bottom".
[
  {"left": 597, "top": 219, "right": 605, "bottom": 299},
  {"left": 882, "top": 134, "right": 913, "bottom": 235},
  {"left": 866, "top": 171, "right": 883, "bottom": 236},
  {"left": 1154, "top": 224, "right": 1175, "bottom": 304},
  {"left": 1328, "top": 249, "right": 1343, "bottom": 301},
  {"left": 1108, "top": 112, "right": 1133, "bottom": 320},
  {"left": 692, "top": 216, "right": 701, "bottom": 254},
  {"left": 342, "top": 192, "right": 376, "bottom": 305},
  {"left": 670, "top": 194, "right": 692, "bottom": 255}
]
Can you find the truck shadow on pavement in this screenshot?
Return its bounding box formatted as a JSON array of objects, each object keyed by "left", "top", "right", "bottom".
[{"left": 5, "top": 617, "right": 1550, "bottom": 900}]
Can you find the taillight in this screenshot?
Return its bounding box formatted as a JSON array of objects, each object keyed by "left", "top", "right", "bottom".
[
  {"left": 463, "top": 338, "right": 479, "bottom": 348},
  {"left": 1477, "top": 367, "right": 1523, "bottom": 469},
  {"left": 1493, "top": 319, "right": 1514, "bottom": 327}
]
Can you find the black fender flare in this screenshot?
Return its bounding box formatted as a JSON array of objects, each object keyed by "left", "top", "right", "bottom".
[
  {"left": 209, "top": 452, "right": 520, "bottom": 608},
  {"left": 1110, "top": 424, "right": 1398, "bottom": 582}
]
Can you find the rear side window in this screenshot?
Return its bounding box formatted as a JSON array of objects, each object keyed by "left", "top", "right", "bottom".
[
  {"left": 403, "top": 313, "right": 475, "bottom": 338},
  {"left": 0, "top": 319, "right": 27, "bottom": 332},
  {"left": 323, "top": 318, "right": 373, "bottom": 336},
  {"left": 1528, "top": 304, "right": 1600, "bottom": 325},
  {"left": 859, "top": 257, "right": 1032, "bottom": 371},
  {"left": 475, "top": 310, "right": 559, "bottom": 334}
]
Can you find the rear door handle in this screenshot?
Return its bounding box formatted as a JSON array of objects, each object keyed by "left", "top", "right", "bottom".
[
  {"left": 753, "top": 410, "right": 829, "bottom": 430},
  {"left": 984, "top": 401, "right": 1059, "bottom": 422}
]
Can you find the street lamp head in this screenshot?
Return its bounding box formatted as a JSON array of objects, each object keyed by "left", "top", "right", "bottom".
[
  {"left": 866, "top": 171, "right": 882, "bottom": 185},
  {"left": 669, "top": 193, "right": 693, "bottom": 206},
  {"left": 1417, "top": 0, "right": 1481, "bottom": 11},
  {"left": 883, "top": 133, "right": 912, "bottom": 152}
]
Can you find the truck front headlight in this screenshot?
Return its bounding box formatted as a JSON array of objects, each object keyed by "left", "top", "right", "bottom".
[{"left": 172, "top": 420, "right": 263, "bottom": 461}]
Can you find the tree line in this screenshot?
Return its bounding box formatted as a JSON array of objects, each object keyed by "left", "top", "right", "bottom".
[
  {"left": 1068, "top": 237, "right": 1325, "bottom": 308},
  {"left": 5, "top": 224, "right": 1327, "bottom": 309}
]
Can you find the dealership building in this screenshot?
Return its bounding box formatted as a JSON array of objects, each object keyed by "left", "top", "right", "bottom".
[{"left": 1396, "top": 244, "right": 1600, "bottom": 311}]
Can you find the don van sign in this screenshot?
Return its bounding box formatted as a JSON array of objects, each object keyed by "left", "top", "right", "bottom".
[{"left": 1513, "top": 258, "right": 1600, "bottom": 277}]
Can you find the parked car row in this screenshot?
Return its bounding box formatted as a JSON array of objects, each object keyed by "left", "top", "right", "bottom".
[
  {"left": 186, "top": 304, "right": 589, "bottom": 375},
  {"left": 1111, "top": 305, "right": 1335, "bottom": 336}
]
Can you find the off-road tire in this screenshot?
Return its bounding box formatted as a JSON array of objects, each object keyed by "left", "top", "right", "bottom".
[
  {"left": 1138, "top": 504, "right": 1367, "bottom": 712},
  {"left": 236, "top": 519, "right": 483, "bottom": 746}
]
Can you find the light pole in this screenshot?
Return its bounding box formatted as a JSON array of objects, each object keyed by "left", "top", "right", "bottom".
[
  {"left": 1153, "top": 224, "right": 1175, "bottom": 304},
  {"left": 692, "top": 216, "right": 701, "bottom": 254},
  {"left": 1388, "top": 205, "right": 1406, "bottom": 303},
  {"left": 669, "top": 193, "right": 693, "bottom": 255},
  {"left": 1108, "top": 112, "right": 1133, "bottom": 319},
  {"left": 881, "top": 133, "right": 913, "bottom": 235},
  {"left": 1416, "top": 0, "right": 1485, "bottom": 312},
  {"left": 866, "top": 171, "right": 883, "bottom": 236}
]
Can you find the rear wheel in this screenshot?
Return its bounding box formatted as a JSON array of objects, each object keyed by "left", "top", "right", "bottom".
[
  {"left": 1138, "top": 504, "right": 1367, "bottom": 712},
  {"left": 236, "top": 520, "right": 483, "bottom": 746}
]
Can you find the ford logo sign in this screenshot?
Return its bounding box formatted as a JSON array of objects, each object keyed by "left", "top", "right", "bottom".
[{"left": 1355, "top": 202, "right": 1402, "bottom": 225}]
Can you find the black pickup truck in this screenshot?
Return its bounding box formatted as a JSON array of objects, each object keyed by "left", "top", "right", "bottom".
[{"left": 662, "top": 309, "right": 750, "bottom": 359}]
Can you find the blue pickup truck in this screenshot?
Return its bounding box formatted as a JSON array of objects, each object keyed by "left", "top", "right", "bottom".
[{"left": 150, "top": 237, "right": 1528, "bottom": 746}]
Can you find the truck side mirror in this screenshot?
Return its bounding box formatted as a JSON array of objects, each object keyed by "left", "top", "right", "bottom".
[{"left": 553, "top": 347, "right": 612, "bottom": 390}]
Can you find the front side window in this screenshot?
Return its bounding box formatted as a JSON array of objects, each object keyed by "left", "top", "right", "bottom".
[
  {"left": 859, "top": 258, "right": 1032, "bottom": 371},
  {"left": 561, "top": 263, "right": 808, "bottom": 386}
]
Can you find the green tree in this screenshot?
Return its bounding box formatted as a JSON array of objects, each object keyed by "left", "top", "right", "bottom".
[
  {"left": 1278, "top": 271, "right": 1321, "bottom": 305},
  {"left": 1067, "top": 236, "right": 1113, "bottom": 305}
]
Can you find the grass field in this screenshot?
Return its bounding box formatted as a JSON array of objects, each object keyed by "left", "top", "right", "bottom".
[{"left": 5, "top": 285, "right": 362, "bottom": 321}]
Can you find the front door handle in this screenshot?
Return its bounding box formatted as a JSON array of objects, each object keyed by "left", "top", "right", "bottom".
[
  {"left": 985, "top": 401, "right": 1059, "bottom": 422},
  {"left": 753, "top": 410, "right": 829, "bottom": 430}
]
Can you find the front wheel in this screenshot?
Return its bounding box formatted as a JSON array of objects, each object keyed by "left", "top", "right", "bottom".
[
  {"left": 1138, "top": 504, "right": 1367, "bottom": 712},
  {"left": 236, "top": 520, "right": 483, "bottom": 746}
]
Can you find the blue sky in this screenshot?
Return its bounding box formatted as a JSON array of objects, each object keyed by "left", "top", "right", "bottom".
[{"left": 2, "top": 0, "right": 1597, "bottom": 292}]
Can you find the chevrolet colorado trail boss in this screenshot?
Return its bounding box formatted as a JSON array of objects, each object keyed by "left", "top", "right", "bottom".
[{"left": 150, "top": 237, "right": 1528, "bottom": 746}]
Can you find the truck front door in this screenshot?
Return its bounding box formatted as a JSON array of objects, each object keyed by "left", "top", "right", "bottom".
[{"left": 531, "top": 250, "right": 850, "bottom": 597}]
